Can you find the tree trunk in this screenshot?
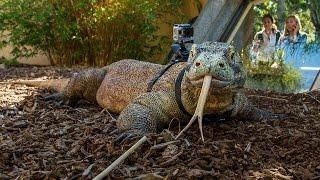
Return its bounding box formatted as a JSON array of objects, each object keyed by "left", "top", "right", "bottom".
[
  {"left": 277, "top": 0, "right": 285, "bottom": 32},
  {"left": 309, "top": 0, "right": 320, "bottom": 38}
]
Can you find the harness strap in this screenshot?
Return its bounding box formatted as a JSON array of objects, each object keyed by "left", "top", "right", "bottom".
[
  {"left": 147, "top": 61, "right": 181, "bottom": 92},
  {"left": 174, "top": 67, "right": 192, "bottom": 116}
]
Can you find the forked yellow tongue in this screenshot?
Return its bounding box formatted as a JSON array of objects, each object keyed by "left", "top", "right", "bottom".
[{"left": 176, "top": 75, "right": 212, "bottom": 142}]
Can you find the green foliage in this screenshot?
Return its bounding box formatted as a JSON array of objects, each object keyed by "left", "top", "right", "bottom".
[
  {"left": 242, "top": 48, "right": 302, "bottom": 93},
  {"left": 0, "top": 0, "right": 183, "bottom": 66},
  {"left": 0, "top": 57, "right": 20, "bottom": 68},
  {"left": 245, "top": 63, "right": 302, "bottom": 93}
]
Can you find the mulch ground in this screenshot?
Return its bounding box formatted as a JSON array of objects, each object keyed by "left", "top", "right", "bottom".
[{"left": 0, "top": 66, "right": 319, "bottom": 179}]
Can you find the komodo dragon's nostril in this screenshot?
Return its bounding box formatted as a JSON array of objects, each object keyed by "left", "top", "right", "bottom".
[
  {"left": 219, "top": 63, "right": 225, "bottom": 68},
  {"left": 195, "top": 62, "right": 201, "bottom": 67}
]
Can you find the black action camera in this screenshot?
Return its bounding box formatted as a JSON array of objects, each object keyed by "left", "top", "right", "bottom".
[
  {"left": 168, "top": 24, "right": 194, "bottom": 62},
  {"left": 173, "top": 24, "right": 194, "bottom": 44}
]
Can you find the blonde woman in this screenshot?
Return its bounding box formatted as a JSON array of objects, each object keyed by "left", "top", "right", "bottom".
[
  {"left": 279, "top": 15, "right": 307, "bottom": 66},
  {"left": 279, "top": 15, "right": 307, "bottom": 45}
]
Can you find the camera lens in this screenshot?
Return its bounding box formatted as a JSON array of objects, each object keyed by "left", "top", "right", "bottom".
[{"left": 185, "top": 28, "right": 193, "bottom": 36}]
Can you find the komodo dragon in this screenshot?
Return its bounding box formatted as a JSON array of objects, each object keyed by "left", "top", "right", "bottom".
[{"left": 18, "top": 42, "right": 280, "bottom": 140}]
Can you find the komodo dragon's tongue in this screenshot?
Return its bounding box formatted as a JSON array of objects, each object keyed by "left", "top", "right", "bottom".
[{"left": 176, "top": 75, "right": 212, "bottom": 142}]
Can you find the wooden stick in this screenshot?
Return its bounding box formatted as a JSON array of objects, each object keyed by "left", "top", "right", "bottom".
[
  {"left": 93, "top": 136, "right": 148, "bottom": 180},
  {"left": 306, "top": 93, "right": 320, "bottom": 104},
  {"left": 227, "top": 0, "right": 265, "bottom": 43},
  {"left": 150, "top": 140, "right": 180, "bottom": 150}
]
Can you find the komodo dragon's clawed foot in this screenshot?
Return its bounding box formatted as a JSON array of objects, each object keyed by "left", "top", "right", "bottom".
[
  {"left": 44, "top": 92, "right": 63, "bottom": 101},
  {"left": 44, "top": 92, "right": 75, "bottom": 106},
  {"left": 243, "top": 106, "right": 288, "bottom": 122},
  {"left": 256, "top": 107, "right": 288, "bottom": 121},
  {"left": 265, "top": 112, "right": 288, "bottom": 121},
  {"left": 114, "top": 132, "right": 138, "bottom": 145}
]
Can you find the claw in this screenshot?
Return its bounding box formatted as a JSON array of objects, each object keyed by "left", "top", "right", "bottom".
[
  {"left": 114, "top": 132, "right": 136, "bottom": 145},
  {"left": 176, "top": 75, "right": 212, "bottom": 142},
  {"left": 270, "top": 113, "right": 287, "bottom": 120},
  {"left": 44, "top": 93, "right": 76, "bottom": 106},
  {"left": 44, "top": 93, "right": 63, "bottom": 101},
  {"left": 56, "top": 100, "right": 64, "bottom": 106}
]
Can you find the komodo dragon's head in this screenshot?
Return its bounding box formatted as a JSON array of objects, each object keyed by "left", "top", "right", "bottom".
[
  {"left": 176, "top": 41, "right": 247, "bottom": 141},
  {"left": 185, "top": 41, "right": 246, "bottom": 89}
]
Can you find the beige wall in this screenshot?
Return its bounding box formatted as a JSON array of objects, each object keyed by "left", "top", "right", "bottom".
[
  {"left": 152, "top": 0, "right": 207, "bottom": 63},
  {"left": 0, "top": 45, "right": 51, "bottom": 66},
  {"left": 157, "top": 0, "right": 207, "bottom": 38},
  {"left": 0, "top": 31, "right": 51, "bottom": 66}
]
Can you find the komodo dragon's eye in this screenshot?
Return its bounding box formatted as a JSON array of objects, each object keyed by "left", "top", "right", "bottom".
[
  {"left": 230, "top": 51, "right": 235, "bottom": 60},
  {"left": 190, "top": 50, "right": 194, "bottom": 58},
  {"left": 225, "top": 48, "right": 236, "bottom": 62}
]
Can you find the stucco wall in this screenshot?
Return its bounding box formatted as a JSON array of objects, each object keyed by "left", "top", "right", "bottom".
[
  {"left": 0, "top": 31, "right": 51, "bottom": 66},
  {"left": 157, "top": 0, "right": 207, "bottom": 39},
  {"left": 0, "top": 45, "right": 51, "bottom": 66}
]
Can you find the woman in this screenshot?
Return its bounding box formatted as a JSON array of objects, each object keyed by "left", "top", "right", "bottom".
[
  {"left": 280, "top": 15, "right": 307, "bottom": 45},
  {"left": 251, "top": 14, "right": 281, "bottom": 62},
  {"left": 278, "top": 15, "right": 307, "bottom": 67}
]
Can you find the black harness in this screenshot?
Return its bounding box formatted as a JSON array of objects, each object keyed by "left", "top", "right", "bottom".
[
  {"left": 147, "top": 62, "right": 233, "bottom": 121},
  {"left": 146, "top": 61, "right": 181, "bottom": 92},
  {"left": 174, "top": 66, "right": 191, "bottom": 115}
]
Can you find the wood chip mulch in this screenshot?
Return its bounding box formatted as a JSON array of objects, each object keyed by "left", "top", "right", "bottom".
[{"left": 1, "top": 66, "right": 319, "bottom": 179}]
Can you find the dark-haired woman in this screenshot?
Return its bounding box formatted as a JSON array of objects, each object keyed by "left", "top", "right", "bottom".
[{"left": 251, "top": 14, "right": 281, "bottom": 62}]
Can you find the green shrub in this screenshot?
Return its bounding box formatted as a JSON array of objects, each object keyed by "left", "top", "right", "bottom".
[
  {"left": 0, "top": 57, "right": 20, "bottom": 68},
  {"left": 245, "top": 64, "right": 302, "bottom": 93},
  {"left": 0, "top": 0, "right": 183, "bottom": 66},
  {"left": 242, "top": 48, "right": 302, "bottom": 93}
]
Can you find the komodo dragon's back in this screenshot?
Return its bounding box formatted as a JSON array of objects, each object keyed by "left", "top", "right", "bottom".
[
  {"left": 97, "top": 59, "right": 163, "bottom": 112},
  {"left": 14, "top": 59, "right": 184, "bottom": 112},
  {"left": 96, "top": 59, "right": 185, "bottom": 113},
  {"left": 53, "top": 59, "right": 164, "bottom": 107}
]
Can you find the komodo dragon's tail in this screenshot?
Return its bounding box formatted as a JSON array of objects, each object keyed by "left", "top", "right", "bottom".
[{"left": 12, "top": 78, "right": 70, "bottom": 92}]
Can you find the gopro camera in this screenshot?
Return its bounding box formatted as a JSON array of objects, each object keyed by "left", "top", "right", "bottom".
[
  {"left": 168, "top": 24, "right": 194, "bottom": 62},
  {"left": 173, "top": 24, "right": 194, "bottom": 43}
]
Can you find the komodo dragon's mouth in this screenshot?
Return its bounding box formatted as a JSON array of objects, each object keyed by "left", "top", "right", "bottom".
[{"left": 189, "top": 75, "right": 231, "bottom": 87}]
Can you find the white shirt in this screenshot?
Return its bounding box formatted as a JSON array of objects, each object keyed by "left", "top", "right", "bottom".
[
  {"left": 253, "top": 30, "right": 278, "bottom": 62},
  {"left": 261, "top": 31, "right": 277, "bottom": 54}
]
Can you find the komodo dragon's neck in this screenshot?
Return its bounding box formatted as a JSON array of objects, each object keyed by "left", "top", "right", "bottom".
[{"left": 180, "top": 77, "right": 235, "bottom": 115}]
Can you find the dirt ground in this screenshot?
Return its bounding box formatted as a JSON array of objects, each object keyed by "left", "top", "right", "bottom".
[{"left": 1, "top": 66, "right": 319, "bottom": 179}]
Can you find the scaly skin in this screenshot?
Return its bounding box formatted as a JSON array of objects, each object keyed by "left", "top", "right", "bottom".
[{"left": 31, "top": 42, "right": 281, "bottom": 137}]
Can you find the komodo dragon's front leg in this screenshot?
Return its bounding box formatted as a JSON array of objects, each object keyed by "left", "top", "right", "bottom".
[
  {"left": 231, "top": 92, "right": 284, "bottom": 121},
  {"left": 116, "top": 91, "right": 186, "bottom": 141}
]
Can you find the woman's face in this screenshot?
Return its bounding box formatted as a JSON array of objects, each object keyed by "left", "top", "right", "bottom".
[
  {"left": 263, "top": 17, "right": 273, "bottom": 30},
  {"left": 286, "top": 17, "right": 298, "bottom": 32}
]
